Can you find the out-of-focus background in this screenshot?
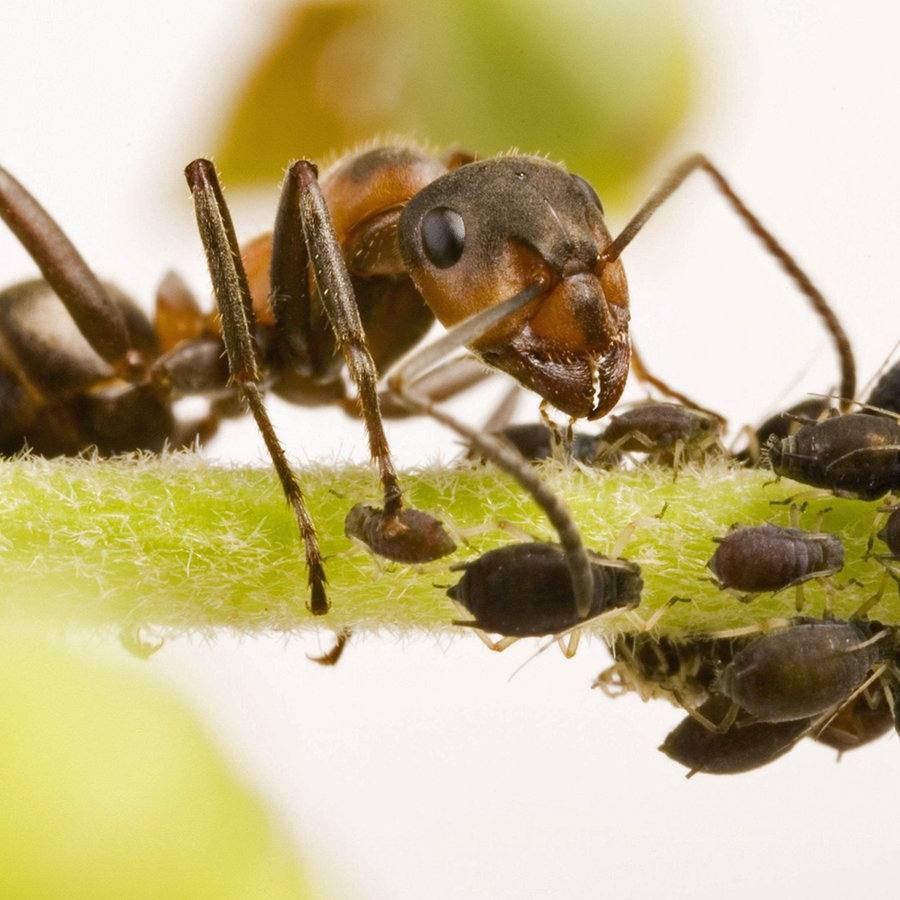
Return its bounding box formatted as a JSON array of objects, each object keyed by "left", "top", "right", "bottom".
[{"left": 2, "top": 1, "right": 898, "bottom": 897}]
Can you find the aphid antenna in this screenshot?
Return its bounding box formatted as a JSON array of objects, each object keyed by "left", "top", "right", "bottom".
[
  {"left": 703, "top": 618, "right": 795, "bottom": 641},
  {"left": 806, "top": 390, "right": 900, "bottom": 421}
]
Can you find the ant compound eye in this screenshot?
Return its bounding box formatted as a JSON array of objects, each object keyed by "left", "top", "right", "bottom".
[
  {"left": 421, "top": 207, "right": 466, "bottom": 268},
  {"left": 572, "top": 174, "right": 604, "bottom": 215}
]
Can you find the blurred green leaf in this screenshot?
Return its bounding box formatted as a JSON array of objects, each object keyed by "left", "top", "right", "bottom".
[
  {"left": 0, "top": 629, "right": 313, "bottom": 899},
  {"left": 217, "top": 0, "right": 695, "bottom": 205}
]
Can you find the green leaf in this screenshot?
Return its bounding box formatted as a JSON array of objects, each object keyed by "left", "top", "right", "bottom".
[{"left": 0, "top": 627, "right": 313, "bottom": 899}]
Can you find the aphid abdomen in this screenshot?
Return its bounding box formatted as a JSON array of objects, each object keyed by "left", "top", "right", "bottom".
[{"left": 447, "top": 542, "right": 642, "bottom": 637}]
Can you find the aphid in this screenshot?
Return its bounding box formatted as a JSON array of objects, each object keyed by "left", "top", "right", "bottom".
[
  {"left": 596, "top": 401, "right": 723, "bottom": 469},
  {"left": 488, "top": 422, "right": 602, "bottom": 464},
  {"left": 714, "top": 619, "right": 888, "bottom": 723},
  {"left": 735, "top": 396, "right": 832, "bottom": 466},
  {"left": 593, "top": 632, "right": 741, "bottom": 709},
  {"left": 707, "top": 522, "right": 845, "bottom": 608},
  {"left": 767, "top": 412, "right": 900, "bottom": 500},
  {"left": 344, "top": 504, "right": 456, "bottom": 563},
  {"left": 447, "top": 542, "right": 642, "bottom": 645},
  {"left": 0, "top": 144, "right": 856, "bottom": 613},
  {"left": 659, "top": 693, "right": 814, "bottom": 777}
]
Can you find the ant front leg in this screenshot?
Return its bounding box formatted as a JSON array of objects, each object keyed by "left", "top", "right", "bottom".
[
  {"left": 387, "top": 288, "right": 598, "bottom": 619},
  {"left": 185, "top": 159, "right": 328, "bottom": 615},
  {"left": 271, "top": 161, "right": 456, "bottom": 565}
]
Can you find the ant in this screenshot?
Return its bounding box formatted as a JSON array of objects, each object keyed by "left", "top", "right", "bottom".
[{"left": 0, "top": 145, "right": 857, "bottom": 615}]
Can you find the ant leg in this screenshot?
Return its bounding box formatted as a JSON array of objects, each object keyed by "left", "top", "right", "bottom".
[
  {"left": 185, "top": 159, "right": 328, "bottom": 615},
  {"left": 387, "top": 288, "right": 596, "bottom": 618},
  {"left": 307, "top": 628, "right": 352, "bottom": 666},
  {"left": 272, "top": 162, "right": 455, "bottom": 565},
  {"left": 275, "top": 161, "right": 457, "bottom": 557},
  {"left": 0, "top": 166, "right": 140, "bottom": 377},
  {"left": 602, "top": 154, "right": 856, "bottom": 410},
  {"left": 275, "top": 161, "right": 402, "bottom": 513}
]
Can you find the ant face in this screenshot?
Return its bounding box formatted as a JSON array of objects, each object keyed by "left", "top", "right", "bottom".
[{"left": 398, "top": 157, "right": 631, "bottom": 419}]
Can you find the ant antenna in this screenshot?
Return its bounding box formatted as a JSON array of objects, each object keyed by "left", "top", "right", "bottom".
[{"left": 600, "top": 154, "right": 856, "bottom": 411}]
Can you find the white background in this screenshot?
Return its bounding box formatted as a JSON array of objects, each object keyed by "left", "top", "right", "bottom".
[{"left": 2, "top": 2, "right": 899, "bottom": 897}]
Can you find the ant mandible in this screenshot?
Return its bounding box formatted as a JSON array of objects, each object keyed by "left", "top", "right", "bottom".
[{"left": 0, "top": 145, "right": 856, "bottom": 617}]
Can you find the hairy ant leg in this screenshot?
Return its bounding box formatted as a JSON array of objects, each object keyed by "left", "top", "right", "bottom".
[
  {"left": 0, "top": 166, "right": 136, "bottom": 375},
  {"left": 271, "top": 161, "right": 404, "bottom": 516},
  {"left": 185, "top": 159, "right": 329, "bottom": 614},
  {"left": 0, "top": 166, "right": 201, "bottom": 455},
  {"left": 186, "top": 159, "right": 458, "bottom": 613},
  {"left": 272, "top": 161, "right": 457, "bottom": 567}
]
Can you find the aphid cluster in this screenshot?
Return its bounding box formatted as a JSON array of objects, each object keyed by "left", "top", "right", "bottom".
[{"left": 599, "top": 618, "right": 900, "bottom": 776}]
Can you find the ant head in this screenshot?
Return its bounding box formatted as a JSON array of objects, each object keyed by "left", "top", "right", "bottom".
[{"left": 398, "top": 156, "right": 631, "bottom": 419}]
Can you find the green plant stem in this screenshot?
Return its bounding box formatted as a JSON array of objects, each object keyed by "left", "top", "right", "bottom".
[{"left": 1, "top": 454, "right": 894, "bottom": 643}]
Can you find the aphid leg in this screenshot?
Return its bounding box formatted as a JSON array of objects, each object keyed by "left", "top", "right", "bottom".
[
  {"left": 273, "top": 161, "right": 455, "bottom": 565},
  {"left": 0, "top": 166, "right": 140, "bottom": 377},
  {"left": 601, "top": 154, "right": 856, "bottom": 410},
  {"left": 678, "top": 694, "right": 741, "bottom": 735},
  {"left": 807, "top": 662, "right": 890, "bottom": 741},
  {"left": 628, "top": 596, "right": 679, "bottom": 633},
  {"left": 793, "top": 581, "right": 807, "bottom": 613},
  {"left": 450, "top": 611, "right": 520, "bottom": 653},
  {"left": 185, "top": 159, "right": 329, "bottom": 615},
  {"left": 856, "top": 566, "right": 900, "bottom": 619}
]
